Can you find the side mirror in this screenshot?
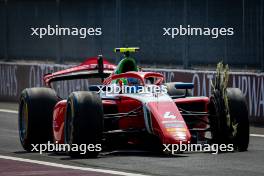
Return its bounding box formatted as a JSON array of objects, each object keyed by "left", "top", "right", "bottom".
[{"left": 175, "top": 82, "right": 194, "bottom": 89}]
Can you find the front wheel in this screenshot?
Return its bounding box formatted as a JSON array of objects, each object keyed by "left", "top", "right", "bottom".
[{"left": 64, "top": 91, "right": 104, "bottom": 158}]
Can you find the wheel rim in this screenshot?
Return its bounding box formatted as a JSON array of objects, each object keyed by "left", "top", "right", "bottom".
[
  {"left": 65, "top": 103, "right": 73, "bottom": 145},
  {"left": 19, "top": 99, "right": 28, "bottom": 143}
]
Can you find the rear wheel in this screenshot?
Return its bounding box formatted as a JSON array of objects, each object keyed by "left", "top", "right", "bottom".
[
  {"left": 65, "top": 91, "right": 103, "bottom": 158},
  {"left": 226, "top": 88, "right": 249, "bottom": 151},
  {"left": 209, "top": 88, "right": 249, "bottom": 151},
  {"left": 18, "top": 88, "right": 58, "bottom": 151}
]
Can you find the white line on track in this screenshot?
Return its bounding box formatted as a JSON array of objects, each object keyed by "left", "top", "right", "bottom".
[
  {"left": 0, "top": 155, "right": 150, "bottom": 176},
  {"left": 0, "top": 109, "right": 18, "bottom": 114},
  {"left": 250, "top": 134, "right": 264, "bottom": 138},
  {"left": 1, "top": 108, "right": 264, "bottom": 138}
]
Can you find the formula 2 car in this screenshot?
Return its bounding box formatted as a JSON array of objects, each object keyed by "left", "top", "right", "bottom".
[{"left": 18, "top": 47, "right": 249, "bottom": 157}]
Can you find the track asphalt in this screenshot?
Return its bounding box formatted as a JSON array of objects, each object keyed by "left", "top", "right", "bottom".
[{"left": 0, "top": 102, "right": 263, "bottom": 176}]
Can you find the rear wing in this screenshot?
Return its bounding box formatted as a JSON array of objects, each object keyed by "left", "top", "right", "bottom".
[{"left": 43, "top": 56, "right": 116, "bottom": 86}]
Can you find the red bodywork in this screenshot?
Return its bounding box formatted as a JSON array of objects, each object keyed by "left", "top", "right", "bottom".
[
  {"left": 45, "top": 58, "right": 209, "bottom": 146},
  {"left": 44, "top": 57, "right": 116, "bottom": 86}
]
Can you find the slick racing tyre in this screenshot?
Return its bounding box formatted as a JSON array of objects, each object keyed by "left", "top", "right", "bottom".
[
  {"left": 65, "top": 91, "right": 103, "bottom": 158},
  {"left": 18, "top": 88, "right": 58, "bottom": 151},
  {"left": 226, "top": 88, "right": 249, "bottom": 151},
  {"left": 164, "top": 82, "right": 191, "bottom": 97},
  {"left": 209, "top": 88, "right": 249, "bottom": 151}
]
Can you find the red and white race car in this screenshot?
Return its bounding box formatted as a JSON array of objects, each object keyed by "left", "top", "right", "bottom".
[{"left": 18, "top": 48, "right": 249, "bottom": 157}]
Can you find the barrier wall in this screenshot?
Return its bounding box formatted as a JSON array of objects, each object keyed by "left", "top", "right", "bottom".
[
  {"left": 0, "top": 62, "right": 263, "bottom": 123},
  {"left": 0, "top": 0, "right": 263, "bottom": 69}
]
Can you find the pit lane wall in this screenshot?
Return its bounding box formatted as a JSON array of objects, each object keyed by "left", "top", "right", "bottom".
[{"left": 0, "top": 62, "right": 263, "bottom": 123}]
